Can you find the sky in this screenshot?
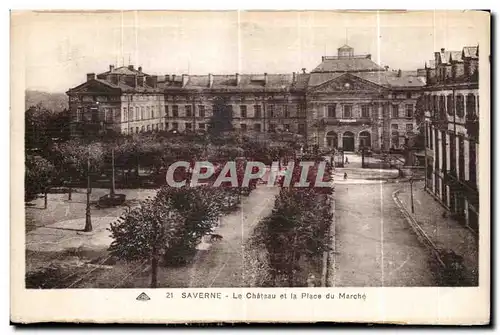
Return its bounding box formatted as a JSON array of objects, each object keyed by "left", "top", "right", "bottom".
[{"left": 12, "top": 10, "right": 489, "bottom": 93}]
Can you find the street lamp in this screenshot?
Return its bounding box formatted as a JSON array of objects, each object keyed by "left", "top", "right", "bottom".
[{"left": 409, "top": 177, "right": 415, "bottom": 214}]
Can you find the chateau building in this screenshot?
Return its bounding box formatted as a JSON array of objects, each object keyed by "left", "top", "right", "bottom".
[
  {"left": 67, "top": 44, "right": 425, "bottom": 152},
  {"left": 421, "top": 46, "right": 479, "bottom": 233}
]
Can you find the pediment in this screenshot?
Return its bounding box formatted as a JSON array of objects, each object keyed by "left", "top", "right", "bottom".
[
  {"left": 68, "top": 80, "right": 120, "bottom": 95},
  {"left": 309, "top": 73, "right": 385, "bottom": 94}
]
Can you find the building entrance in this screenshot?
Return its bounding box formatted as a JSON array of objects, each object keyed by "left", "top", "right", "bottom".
[{"left": 342, "top": 131, "right": 355, "bottom": 151}]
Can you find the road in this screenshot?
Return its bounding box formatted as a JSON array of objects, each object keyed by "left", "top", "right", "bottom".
[
  {"left": 333, "top": 182, "right": 439, "bottom": 286},
  {"left": 186, "top": 185, "right": 279, "bottom": 287}
]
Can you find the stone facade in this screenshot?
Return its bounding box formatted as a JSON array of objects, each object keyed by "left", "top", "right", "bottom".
[
  {"left": 67, "top": 45, "right": 425, "bottom": 151},
  {"left": 422, "top": 46, "right": 479, "bottom": 233}
]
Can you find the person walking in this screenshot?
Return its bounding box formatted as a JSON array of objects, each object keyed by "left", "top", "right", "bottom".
[
  {"left": 344, "top": 172, "right": 348, "bottom": 180},
  {"left": 345, "top": 157, "right": 349, "bottom": 165}
]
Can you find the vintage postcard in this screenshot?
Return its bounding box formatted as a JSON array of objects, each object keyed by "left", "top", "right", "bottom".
[{"left": 10, "top": 10, "right": 490, "bottom": 324}]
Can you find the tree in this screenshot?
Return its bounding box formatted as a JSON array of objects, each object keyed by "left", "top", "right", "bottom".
[
  {"left": 208, "top": 96, "right": 233, "bottom": 136},
  {"left": 252, "top": 186, "right": 332, "bottom": 286},
  {"left": 25, "top": 155, "right": 55, "bottom": 203},
  {"left": 108, "top": 197, "right": 184, "bottom": 288},
  {"left": 155, "top": 186, "right": 224, "bottom": 264}
]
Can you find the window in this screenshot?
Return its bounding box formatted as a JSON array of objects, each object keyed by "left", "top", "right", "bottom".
[
  {"left": 284, "top": 124, "right": 290, "bottom": 132},
  {"left": 406, "top": 124, "right": 414, "bottom": 133},
  {"left": 147, "top": 106, "right": 151, "bottom": 119},
  {"left": 327, "top": 104, "right": 336, "bottom": 118},
  {"left": 392, "top": 105, "right": 399, "bottom": 118},
  {"left": 136, "top": 127, "right": 139, "bottom": 133},
  {"left": 391, "top": 124, "right": 399, "bottom": 130},
  {"left": 240, "top": 123, "right": 247, "bottom": 131},
  {"left": 172, "top": 122, "right": 179, "bottom": 130},
  {"left": 405, "top": 104, "right": 414, "bottom": 118},
  {"left": 458, "top": 136, "right": 465, "bottom": 180},
  {"left": 284, "top": 105, "right": 289, "bottom": 118},
  {"left": 139, "top": 107, "right": 144, "bottom": 120},
  {"left": 269, "top": 124, "right": 276, "bottom": 132},
  {"left": 447, "top": 95, "right": 453, "bottom": 116},
  {"left": 438, "top": 95, "right": 446, "bottom": 120},
  {"left": 76, "top": 108, "right": 82, "bottom": 121},
  {"left": 152, "top": 106, "right": 156, "bottom": 119},
  {"left": 268, "top": 105, "right": 275, "bottom": 118},
  {"left": 185, "top": 122, "right": 192, "bottom": 130},
  {"left": 160, "top": 123, "right": 163, "bottom": 130},
  {"left": 147, "top": 125, "right": 151, "bottom": 132},
  {"left": 240, "top": 105, "right": 247, "bottom": 118},
  {"left": 185, "top": 105, "right": 192, "bottom": 117},
  {"left": 165, "top": 123, "right": 168, "bottom": 130},
  {"left": 227, "top": 105, "right": 233, "bottom": 117},
  {"left": 198, "top": 123, "right": 205, "bottom": 129},
  {"left": 128, "top": 108, "right": 134, "bottom": 121},
  {"left": 106, "top": 108, "right": 113, "bottom": 122},
  {"left": 406, "top": 92, "right": 412, "bottom": 99},
  {"left": 253, "top": 123, "right": 261, "bottom": 132},
  {"left": 173, "top": 105, "right": 179, "bottom": 117},
  {"left": 298, "top": 123, "right": 306, "bottom": 134},
  {"left": 123, "top": 107, "right": 127, "bottom": 121},
  {"left": 141, "top": 126, "right": 145, "bottom": 133},
  {"left": 297, "top": 104, "right": 305, "bottom": 117},
  {"left": 254, "top": 105, "right": 262, "bottom": 118},
  {"left": 466, "top": 94, "right": 476, "bottom": 117},
  {"left": 456, "top": 95, "right": 465, "bottom": 117},
  {"left": 361, "top": 105, "right": 370, "bottom": 118},
  {"left": 165, "top": 105, "right": 169, "bottom": 117},
  {"left": 134, "top": 107, "right": 139, "bottom": 121},
  {"left": 343, "top": 105, "right": 352, "bottom": 118},
  {"left": 469, "top": 140, "right": 477, "bottom": 186},
  {"left": 198, "top": 105, "right": 205, "bottom": 118}
]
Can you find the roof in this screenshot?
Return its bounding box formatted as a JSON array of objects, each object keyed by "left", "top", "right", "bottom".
[
  {"left": 449, "top": 51, "right": 463, "bottom": 62},
  {"left": 308, "top": 71, "right": 425, "bottom": 89},
  {"left": 338, "top": 44, "right": 354, "bottom": 50},
  {"left": 311, "top": 57, "right": 384, "bottom": 73},
  {"left": 463, "top": 46, "right": 478, "bottom": 59},
  {"left": 163, "top": 73, "right": 310, "bottom": 92},
  {"left": 97, "top": 66, "right": 148, "bottom": 77},
  {"left": 67, "top": 78, "right": 162, "bottom": 94}
]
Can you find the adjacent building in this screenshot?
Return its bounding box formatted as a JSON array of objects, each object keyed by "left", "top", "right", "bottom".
[
  {"left": 421, "top": 46, "right": 479, "bottom": 233},
  {"left": 67, "top": 44, "right": 424, "bottom": 152}
]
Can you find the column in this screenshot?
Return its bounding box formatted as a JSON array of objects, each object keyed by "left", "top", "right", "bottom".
[
  {"left": 456, "top": 136, "right": 460, "bottom": 178},
  {"left": 437, "top": 130, "right": 443, "bottom": 173},
  {"left": 464, "top": 138, "right": 470, "bottom": 181}
]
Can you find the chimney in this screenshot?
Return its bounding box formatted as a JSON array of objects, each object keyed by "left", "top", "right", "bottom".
[
  {"left": 322, "top": 56, "right": 325, "bottom": 62},
  {"left": 397, "top": 69, "right": 402, "bottom": 77},
  {"left": 165, "top": 74, "right": 170, "bottom": 82},
  {"left": 441, "top": 48, "right": 445, "bottom": 53},
  {"left": 292, "top": 72, "right": 296, "bottom": 83},
  {"left": 128, "top": 65, "right": 134, "bottom": 71},
  {"left": 235, "top": 73, "right": 240, "bottom": 86},
  {"left": 138, "top": 66, "right": 142, "bottom": 72},
  {"left": 366, "top": 54, "right": 372, "bottom": 60},
  {"left": 302, "top": 68, "right": 306, "bottom": 74},
  {"left": 172, "top": 74, "right": 176, "bottom": 82},
  {"left": 208, "top": 73, "right": 214, "bottom": 88},
  {"left": 182, "top": 74, "right": 189, "bottom": 87},
  {"left": 109, "top": 65, "right": 114, "bottom": 72},
  {"left": 86, "top": 73, "right": 95, "bottom": 81},
  {"left": 264, "top": 73, "right": 268, "bottom": 85}
]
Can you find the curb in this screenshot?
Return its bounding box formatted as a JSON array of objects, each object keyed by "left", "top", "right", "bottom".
[{"left": 392, "top": 189, "right": 445, "bottom": 268}]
